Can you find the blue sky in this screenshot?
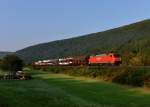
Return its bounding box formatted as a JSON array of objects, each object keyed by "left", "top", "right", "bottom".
[{"left": 0, "top": 0, "right": 150, "bottom": 51}]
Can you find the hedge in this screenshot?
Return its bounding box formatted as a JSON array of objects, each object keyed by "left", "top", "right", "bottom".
[{"left": 33, "top": 66, "right": 150, "bottom": 87}]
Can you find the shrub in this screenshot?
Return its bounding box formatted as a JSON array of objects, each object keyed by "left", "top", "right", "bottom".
[
  {"left": 33, "top": 66, "right": 150, "bottom": 87},
  {"left": 112, "top": 67, "right": 149, "bottom": 86}
]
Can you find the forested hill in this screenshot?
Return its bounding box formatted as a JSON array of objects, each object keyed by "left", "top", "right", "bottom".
[{"left": 16, "top": 19, "right": 150, "bottom": 65}]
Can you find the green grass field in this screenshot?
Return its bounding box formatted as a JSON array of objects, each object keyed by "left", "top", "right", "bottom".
[{"left": 0, "top": 69, "right": 150, "bottom": 107}]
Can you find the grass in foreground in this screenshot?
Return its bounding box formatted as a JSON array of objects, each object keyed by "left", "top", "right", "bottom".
[{"left": 0, "top": 69, "right": 150, "bottom": 107}]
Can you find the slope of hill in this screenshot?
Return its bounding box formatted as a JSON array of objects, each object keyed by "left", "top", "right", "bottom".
[
  {"left": 0, "top": 52, "right": 13, "bottom": 59},
  {"left": 16, "top": 19, "right": 150, "bottom": 65}
]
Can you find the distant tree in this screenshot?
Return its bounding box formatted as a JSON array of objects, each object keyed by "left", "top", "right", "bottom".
[{"left": 1, "top": 54, "right": 23, "bottom": 74}]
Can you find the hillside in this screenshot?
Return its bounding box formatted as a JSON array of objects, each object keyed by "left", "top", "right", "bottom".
[{"left": 16, "top": 19, "right": 150, "bottom": 65}]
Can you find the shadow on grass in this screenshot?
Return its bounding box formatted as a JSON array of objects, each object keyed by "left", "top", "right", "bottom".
[
  {"left": 37, "top": 73, "right": 150, "bottom": 107},
  {"left": 1, "top": 70, "right": 150, "bottom": 107}
]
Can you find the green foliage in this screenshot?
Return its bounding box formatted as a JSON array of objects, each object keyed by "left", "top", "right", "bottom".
[
  {"left": 1, "top": 54, "right": 23, "bottom": 73},
  {"left": 36, "top": 66, "right": 150, "bottom": 87},
  {"left": 112, "top": 68, "right": 148, "bottom": 86},
  {"left": 16, "top": 19, "right": 150, "bottom": 65}
]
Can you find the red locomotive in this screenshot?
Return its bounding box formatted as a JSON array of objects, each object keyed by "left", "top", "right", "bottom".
[
  {"left": 34, "top": 52, "right": 122, "bottom": 66},
  {"left": 88, "top": 53, "right": 122, "bottom": 66}
]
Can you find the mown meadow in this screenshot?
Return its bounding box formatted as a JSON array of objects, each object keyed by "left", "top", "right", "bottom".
[{"left": 0, "top": 68, "right": 150, "bottom": 107}]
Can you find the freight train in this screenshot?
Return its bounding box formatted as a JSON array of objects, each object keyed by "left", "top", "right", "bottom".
[{"left": 34, "top": 52, "right": 122, "bottom": 66}]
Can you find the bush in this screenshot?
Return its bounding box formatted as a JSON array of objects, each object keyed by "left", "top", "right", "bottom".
[
  {"left": 112, "top": 68, "right": 145, "bottom": 86},
  {"left": 33, "top": 66, "right": 150, "bottom": 87}
]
